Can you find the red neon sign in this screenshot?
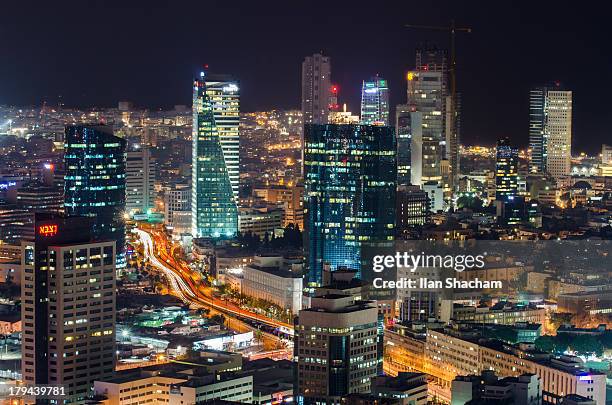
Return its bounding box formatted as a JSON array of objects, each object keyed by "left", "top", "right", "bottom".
[{"left": 38, "top": 224, "right": 58, "bottom": 237}]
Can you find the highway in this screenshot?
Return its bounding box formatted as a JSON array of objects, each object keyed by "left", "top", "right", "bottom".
[{"left": 133, "top": 228, "right": 294, "bottom": 354}]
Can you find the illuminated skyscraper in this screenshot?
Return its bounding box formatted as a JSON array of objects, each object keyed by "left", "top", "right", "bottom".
[
  {"left": 191, "top": 70, "right": 240, "bottom": 239},
  {"left": 301, "top": 53, "right": 332, "bottom": 125},
  {"left": 360, "top": 76, "right": 389, "bottom": 125},
  {"left": 406, "top": 48, "right": 448, "bottom": 185},
  {"left": 64, "top": 124, "right": 126, "bottom": 268},
  {"left": 295, "top": 294, "right": 380, "bottom": 403},
  {"left": 126, "top": 144, "right": 155, "bottom": 216},
  {"left": 495, "top": 138, "right": 519, "bottom": 201},
  {"left": 304, "top": 124, "right": 396, "bottom": 285},
  {"left": 396, "top": 104, "right": 416, "bottom": 186},
  {"left": 21, "top": 215, "right": 116, "bottom": 403},
  {"left": 529, "top": 85, "right": 572, "bottom": 179}
]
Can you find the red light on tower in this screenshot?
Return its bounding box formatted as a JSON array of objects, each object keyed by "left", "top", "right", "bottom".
[{"left": 331, "top": 85, "right": 338, "bottom": 94}]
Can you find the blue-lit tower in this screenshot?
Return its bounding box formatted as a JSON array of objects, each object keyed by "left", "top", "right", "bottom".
[
  {"left": 64, "top": 124, "right": 127, "bottom": 268},
  {"left": 304, "top": 124, "right": 396, "bottom": 286},
  {"left": 191, "top": 70, "right": 240, "bottom": 238}
]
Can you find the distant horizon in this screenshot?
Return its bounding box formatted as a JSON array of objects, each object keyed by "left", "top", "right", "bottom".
[{"left": 2, "top": 1, "right": 611, "bottom": 155}]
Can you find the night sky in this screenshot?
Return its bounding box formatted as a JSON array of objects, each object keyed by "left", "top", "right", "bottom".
[{"left": 1, "top": 0, "right": 611, "bottom": 152}]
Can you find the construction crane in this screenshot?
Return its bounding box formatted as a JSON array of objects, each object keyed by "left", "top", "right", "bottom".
[
  {"left": 404, "top": 20, "right": 471, "bottom": 102},
  {"left": 405, "top": 20, "right": 471, "bottom": 189}
]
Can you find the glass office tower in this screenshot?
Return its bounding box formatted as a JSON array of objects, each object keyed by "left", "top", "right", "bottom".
[
  {"left": 495, "top": 137, "right": 519, "bottom": 201},
  {"left": 191, "top": 71, "right": 240, "bottom": 238},
  {"left": 64, "top": 124, "right": 126, "bottom": 268},
  {"left": 360, "top": 76, "right": 390, "bottom": 125},
  {"left": 304, "top": 124, "right": 396, "bottom": 285}
]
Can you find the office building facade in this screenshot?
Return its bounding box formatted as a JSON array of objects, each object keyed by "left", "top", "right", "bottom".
[
  {"left": 192, "top": 71, "right": 240, "bottom": 238},
  {"left": 397, "top": 185, "right": 430, "bottom": 231},
  {"left": 304, "top": 124, "right": 396, "bottom": 285},
  {"left": 126, "top": 145, "right": 155, "bottom": 216},
  {"left": 406, "top": 48, "right": 449, "bottom": 185},
  {"left": 295, "top": 294, "right": 380, "bottom": 404},
  {"left": 495, "top": 138, "right": 519, "bottom": 200},
  {"left": 21, "top": 215, "right": 116, "bottom": 403},
  {"left": 164, "top": 183, "right": 191, "bottom": 239},
  {"left": 64, "top": 124, "right": 126, "bottom": 268},
  {"left": 360, "top": 76, "right": 390, "bottom": 125},
  {"left": 529, "top": 85, "right": 572, "bottom": 179},
  {"left": 395, "top": 105, "right": 416, "bottom": 187},
  {"left": 301, "top": 53, "right": 332, "bottom": 125}
]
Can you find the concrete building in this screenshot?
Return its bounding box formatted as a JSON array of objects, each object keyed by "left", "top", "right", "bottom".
[
  {"left": 301, "top": 53, "right": 332, "bottom": 125},
  {"left": 452, "top": 302, "right": 546, "bottom": 325},
  {"left": 238, "top": 206, "right": 283, "bottom": 238},
  {"left": 164, "top": 183, "right": 191, "bottom": 239},
  {"left": 529, "top": 85, "right": 572, "bottom": 179},
  {"left": 451, "top": 371, "right": 541, "bottom": 405},
  {"left": 423, "top": 325, "right": 607, "bottom": 404},
  {"left": 423, "top": 181, "right": 444, "bottom": 212},
  {"left": 94, "top": 367, "right": 253, "bottom": 405},
  {"left": 94, "top": 369, "right": 186, "bottom": 405},
  {"left": 295, "top": 294, "right": 380, "bottom": 403},
  {"left": 397, "top": 185, "right": 430, "bottom": 230},
  {"left": 252, "top": 184, "right": 304, "bottom": 229},
  {"left": 406, "top": 48, "right": 448, "bottom": 185},
  {"left": 126, "top": 145, "right": 155, "bottom": 216},
  {"left": 16, "top": 180, "right": 64, "bottom": 214},
  {"left": 168, "top": 373, "right": 253, "bottom": 404},
  {"left": 241, "top": 254, "right": 303, "bottom": 314},
  {"left": 21, "top": 215, "right": 116, "bottom": 403},
  {"left": 372, "top": 372, "right": 428, "bottom": 405},
  {"left": 557, "top": 290, "right": 612, "bottom": 317}
]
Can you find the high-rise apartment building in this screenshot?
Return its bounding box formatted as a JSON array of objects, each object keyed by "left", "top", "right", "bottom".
[
  {"left": 164, "top": 183, "right": 191, "bottom": 239},
  {"left": 295, "top": 294, "right": 380, "bottom": 403},
  {"left": 529, "top": 85, "right": 572, "bottom": 179},
  {"left": 395, "top": 105, "right": 417, "bottom": 187},
  {"left": 192, "top": 70, "right": 240, "bottom": 238},
  {"left": 21, "top": 215, "right": 116, "bottom": 403},
  {"left": 495, "top": 138, "right": 519, "bottom": 201},
  {"left": 301, "top": 53, "right": 332, "bottom": 125},
  {"left": 64, "top": 124, "right": 126, "bottom": 268},
  {"left": 126, "top": 145, "right": 155, "bottom": 216},
  {"left": 360, "top": 76, "right": 389, "bottom": 125},
  {"left": 445, "top": 93, "right": 461, "bottom": 188},
  {"left": 304, "top": 124, "right": 396, "bottom": 285},
  {"left": 406, "top": 48, "right": 448, "bottom": 185},
  {"left": 397, "top": 185, "right": 430, "bottom": 232}
]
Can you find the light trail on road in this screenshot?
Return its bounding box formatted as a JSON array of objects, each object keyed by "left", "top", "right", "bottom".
[{"left": 133, "top": 228, "right": 294, "bottom": 355}]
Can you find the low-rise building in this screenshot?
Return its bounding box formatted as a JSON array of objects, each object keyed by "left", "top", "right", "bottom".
[
  {"left": 557, "top": 290, "right": 612, "bottom": 316},
  {"left": 241, "top": 254, "right": 303, "bottom": 314},
  {"left": 452, "top": 302, "right": 546, "bottom": 325},
  {"left": 372, "top": 372, "right": 428, "bottom": 405},
  {"left": 238, "top": 206, "right": 284, "bottom": 238},
  {"left": 168, "top": 373, "right": 253, "bottom": 405},
  {"left": 451, "top": 371, "right": 541, "bottom": 405},
  {"left": 423, "top": 324, "right": 607, "bottom": 404}
]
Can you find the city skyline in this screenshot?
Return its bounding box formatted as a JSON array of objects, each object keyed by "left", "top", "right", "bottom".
[
  {"left": 1, "top": 1, "right": 611, "bottom": 152},
  {"left": 0, "top": 3, "right": 611, "bottom": 405}
]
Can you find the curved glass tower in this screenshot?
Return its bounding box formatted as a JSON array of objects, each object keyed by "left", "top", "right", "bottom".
[{"left": 191, "top": 71, "right": 239, "bottom": 238}]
